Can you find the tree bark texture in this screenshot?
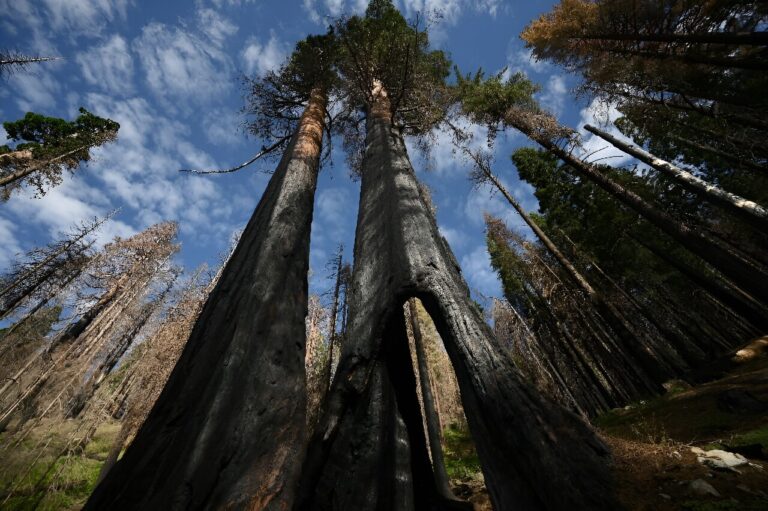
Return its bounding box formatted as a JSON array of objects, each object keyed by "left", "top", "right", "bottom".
[
  {"left": 297, "top": 101, "right": 618, "bottom": 510},
  {"left": 584, "top": 124, "right": 768, "bottom": 226},
  {"left": 83, "top": 88, "right": 327, "bottom": 511},
  {"left": 520, "top": 124, "right": 768, "bottom": 305}
]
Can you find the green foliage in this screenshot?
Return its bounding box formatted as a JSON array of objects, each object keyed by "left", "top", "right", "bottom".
[
  {"left": 510, "top": 146, "right": 709, "bottom": 288},
  {"left": 334, "top": 1, "right": 452, "bottom": 132},
  {"left": 442, "top": 425, "right": 483, "bottom": 481},
  {"left": 455, "top": 68, "right": 539, "bottom": 126},
  {"left": 485, "top": 225, "right": 527, "bottom": 307},
  {"left": 1, "top": 108, "right": 119, "bottom": 198},
  {"left": 0, "top": 422, "right": 118, "bottom": 511},
  {"left": 3, "top": 108, "right": 119, "bottom": 163}
]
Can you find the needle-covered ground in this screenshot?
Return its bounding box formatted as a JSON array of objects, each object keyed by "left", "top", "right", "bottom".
[{"left": 597, "top": 337, "right": 768, "bottom": 511}]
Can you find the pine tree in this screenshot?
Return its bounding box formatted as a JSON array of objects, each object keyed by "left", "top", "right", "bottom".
[
  {"left": 456, "top": 70, "right": 768, "bottom": 305},
  {"left": 0, "top": 109, "right": 119, "bottom": 198}
]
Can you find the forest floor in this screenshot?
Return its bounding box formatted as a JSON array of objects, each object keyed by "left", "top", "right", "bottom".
[
  {"left": 596, "top": 336, "right": 768, "bottom": 511},
  {"left": 0, "top": 419, "right": 118, "bottom": 510},
  {"left": 0, "top": 339, "right": 765, "bottom": 510},
  {"left": 446, "top": 336, "right": 768, "bottom": 511}
]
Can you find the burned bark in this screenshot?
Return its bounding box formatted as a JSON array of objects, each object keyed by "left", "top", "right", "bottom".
[
  {"left": 83, "top": 88, "right": 327, "bottom": 511},
  {"left": 297, "top": 92, "right": 618, "bottom": 510}
]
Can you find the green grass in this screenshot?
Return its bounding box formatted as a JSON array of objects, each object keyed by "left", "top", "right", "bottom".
[
  {"left": 442, "top": 424, "right": 483, "bottom": 481},
  {"left": 703, "top": 424, "right": 768, "bottom": 451},
  {"left": 0, "top": 420, "right": 118, "bottom": 510}
]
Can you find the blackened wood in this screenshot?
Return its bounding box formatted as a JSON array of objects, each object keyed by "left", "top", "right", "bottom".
[
  {"left": 298, "top": 110, "right": 619, "bottom": 510},
  {"left": 83, "top": 89, "right": 327, "bottom": 511}
]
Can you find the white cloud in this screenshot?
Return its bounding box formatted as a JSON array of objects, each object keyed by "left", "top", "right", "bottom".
[
  {"left": 576, "top": 98, "right": 634, "bottom": 166},
  {"left": 302, "top": 0, "right": 368, "bottom": 24},
  {"left": 210, "top": 0, "right": 258, "bottom": 6},
  {"left": 507, "top": 48, "right": 549, "bottom": 75},
  {"left": 197, "top": 8, "right": 238, "bottom": 47},
  {"left": 464, "top": 180, "right": 533, "bottom": 233},
  {"left": 77, "top": 35, "right": 134, "bottom": 96},
  {"left": 133, "top": 22, "right": 233, "bottom": 108},
  {"left": 203, "top": 108, "right": 244, "bottom": 146},
  {"left": 460, "top": 244, "right": 501, "bottom": 298},
  {"left": 0, "top": 217, "right": 22, "bottom": 269},
  {"left": 539, "top": 74, "right": 567, "bottom": 117},
  {"left": 316, "top": 186, "right": 352, "bottom": 240},
  {"left": 7, "top": 69, "right": 59, "bottom": 112},
  {"left": 401, "top": 0, "right": 462, "bottom": 24},
  {"left": 240, "top": 33, "right": 289, "bottom": 76},
  {"left": 4, "top": 178, "right": 136, "bottom": 247},
  {"left": 438, "top": 225, "right": 465, "bottom": 249},
  {"left": 40, "top": 0, "right": 131, "bottom": 37}
]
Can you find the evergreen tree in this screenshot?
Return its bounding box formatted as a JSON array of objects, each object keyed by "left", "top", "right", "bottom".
[
  {"left": 456, "top": 70, "right": 768, "bottom": 305},
  {"left": 0, "top": 108, "right": 119, "bottom": 198}
]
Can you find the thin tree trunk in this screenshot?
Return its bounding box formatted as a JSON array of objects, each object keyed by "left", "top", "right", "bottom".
[
  {"left": 578, "top": 31, "right": 768, "bottom": 46},
  {"left": 68, "top": 300, "right": 156, "bottom": 418},
  {"left": 297, "top": 86, "right": 618, "bottom": 511},
  {"left": 670, "top": 134, "right": 768, "bottom": 173},
  {"left": 51, "top": 277, "right": 125, "bottom": 350},
  {"left": 628, "top": 232, "right": 768, "bottom": 329},
  {"left": 408, "top": 299, "right": 456, "bottom": 500},
  {"left": 585, "top": 124, "right": 768, "bottom": 226},
  {"left": 511, "top": 117, "right": 768, "bottom": 304},
  {"left": 83, "top": 87, "right": 327, "bottom": 511},
  {"left": 591, "top": 45, "right": 768, "bottom": 70},
  {"left": 482, "top": 165, "right": 671, "bottom": 386},
  {"left": 482, "top": 166, "right": 597, "bottom": 297},
  {"left": 0, "top": 221, "right": 98, "bottom": 302},
  {"left": 0, "top": 143, "right": 95, "bottom": 188},
  {"left": 325, "top": 246, "right": 343, "bottom": 392},
  {"left": 612, "top": 91, "right": 768, "bottom": 132}
]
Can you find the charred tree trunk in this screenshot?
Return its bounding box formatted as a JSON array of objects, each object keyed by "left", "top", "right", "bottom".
[
  {"left": 297, "top": 88, "right": 618, "bottom": 510},
  {"left": 83, "top": 88, "right": 327, "bottom": 511}
]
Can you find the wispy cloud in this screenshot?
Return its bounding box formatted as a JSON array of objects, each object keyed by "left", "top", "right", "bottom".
[
  {"left": 77, "top": 35, "right": 135, "bottom": 96},
  {"left": 133, "top": 22, "right": 233, "bottom": 109},
  {"left": 240, "top": 33, "right": 290, "bottom": 76}
]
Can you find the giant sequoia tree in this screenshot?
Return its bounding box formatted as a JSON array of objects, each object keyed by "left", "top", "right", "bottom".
[
  {"left": 85, "top": 34, "right": 336, "bottom": 510},
  {"left": 295, "top": 3, "right": 617, "bottom": 510},
  {"left": 87, "top": 3, "right": 619, "bottom": 510}
]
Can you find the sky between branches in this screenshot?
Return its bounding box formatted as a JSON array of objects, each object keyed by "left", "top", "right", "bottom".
[{"left": 0, "top": 0, "right": 632, "bottom": 307}]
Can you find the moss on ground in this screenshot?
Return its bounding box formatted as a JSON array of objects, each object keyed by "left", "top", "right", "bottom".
[
  {"left": 442, "top": 424, "right": 482, "bottom": 481},
  {"left": 595, "top": 361, "right": 768, "bottom": 445}
]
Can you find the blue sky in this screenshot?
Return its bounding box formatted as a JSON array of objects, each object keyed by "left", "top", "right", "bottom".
[{"left": 0, "top": 0, "right": 628, "bottom": 309}]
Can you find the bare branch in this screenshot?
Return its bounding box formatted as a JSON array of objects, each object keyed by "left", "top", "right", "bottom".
[{"left": 178, "top": 136, "right": 291, "bottom": 175}]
